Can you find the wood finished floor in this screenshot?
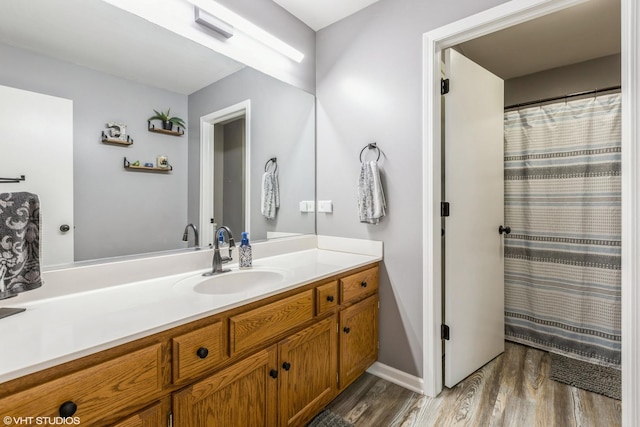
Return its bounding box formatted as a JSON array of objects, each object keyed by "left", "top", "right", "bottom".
[{"left": 327, "top": 342, "right": 621, "bottom": 427}]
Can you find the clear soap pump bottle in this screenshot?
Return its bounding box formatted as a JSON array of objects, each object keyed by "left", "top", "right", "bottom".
[
  {"left": 239, "top": 232, "right": 252, "bottom": 269},
  {"left": 217, "top": 230, "right": 227, "bottom": 251}
]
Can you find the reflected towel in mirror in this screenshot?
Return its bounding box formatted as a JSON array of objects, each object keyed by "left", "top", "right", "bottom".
[
  {"left": 0, "top": 192, "right": 42, "bottom": 297},
  {"left": 261, "top": 172, "right": 280, "bottom": 219},
  {"left": 357, "top": 161, "right": 386, "bottom": 224}
]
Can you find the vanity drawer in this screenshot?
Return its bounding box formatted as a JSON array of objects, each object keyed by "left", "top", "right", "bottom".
[
  {"left": 173, "top": 320, "right": 227, "bottom": 384},
  {"left": 316, "top": 281, "right": 339, "bottom": 315},
  {"left": 0, "top": 343, "right": 164, "bottom": 426},
  {"left": 230, "top": 290, "right": 314, "bottom": 354},
  {"left": 340, "top": 266, "right": 379, "bottom": 303}
]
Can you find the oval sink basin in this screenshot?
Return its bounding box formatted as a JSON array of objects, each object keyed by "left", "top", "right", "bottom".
[
  {"left": 173, "top": 268, "right": 289, "bottom": 296},
  {"left": 195, "top": 270, "right": 285, "bottom": 295}
]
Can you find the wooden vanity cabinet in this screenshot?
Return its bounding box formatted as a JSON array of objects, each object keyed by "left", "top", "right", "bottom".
[
  {"left": 338, "top": 266, "right": 380, "bottom": 390},
  {"left": 339, "top": 294, "right": 379, "bottom": 390},
  {"left": 278, "top": 315, "right": 337, "bottom": 427},
  {"left": 172, "top": 346, "right": 279, "bottom": 427},
  {"left": 0, "top": 262, "right": 379, "bottom": 427},
  {"left": 173, "top": 316, "right": 338, "bottom": 427},
  {"left": 0, "top": 343, "right": 168, "bottom": 427}
]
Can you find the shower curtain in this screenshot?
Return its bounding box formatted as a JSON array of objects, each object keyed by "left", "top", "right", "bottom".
[{"left": 503, "top": 93, "right": 621, "bottom": 367}]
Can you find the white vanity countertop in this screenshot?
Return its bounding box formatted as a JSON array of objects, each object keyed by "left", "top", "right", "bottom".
[{"left": 0, "top": 248, "right": 380, "bottom": 384}]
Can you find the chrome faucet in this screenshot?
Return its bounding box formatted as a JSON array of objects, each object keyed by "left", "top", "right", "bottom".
[
  {"left": 203, "top": 226, "right": 235, "bottom": 276},
  {"left": 182, "top": 223, "right": 200, "bottom": 250}
]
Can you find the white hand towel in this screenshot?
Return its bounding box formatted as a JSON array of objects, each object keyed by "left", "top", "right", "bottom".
[
  {"left": 357, "top": 161, "right": 386, "bottom": 224},
  {"left": 261, "top": 172, "right": 279, "bottom": 219}
]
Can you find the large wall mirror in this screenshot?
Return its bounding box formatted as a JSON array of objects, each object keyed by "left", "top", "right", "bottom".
[{"left": 0, "top": 0, "right": 315, "bottom": 268}]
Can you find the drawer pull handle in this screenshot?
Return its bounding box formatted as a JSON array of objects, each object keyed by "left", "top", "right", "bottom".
[
  {"left": 343, "top": 327, "right": 351, "bottom": 334},
  {"left": 282, "top": 362, "right": 291, "bottom": 371},
  {"left": 269, "top": 369, "right": 279, "bottom": 379},
  {"left": 59, "top": 401, "right": 77, "bottom": 418},
  {"left": 326, "top": 295, "right": 334, "bottom": 302},
  {"left": 196, "top": 347, "right": 209, "bottom": 359},
  {"left": 361, "top": 281, "right": 367, "bottom": 288}
]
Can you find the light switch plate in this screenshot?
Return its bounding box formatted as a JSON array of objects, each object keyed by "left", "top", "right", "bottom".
[
  {"left": 317, "top": 200, "right": 333, "bottom": 213},
  {"left": 299, "top": 201, "right": 315, "bottom": 212}
]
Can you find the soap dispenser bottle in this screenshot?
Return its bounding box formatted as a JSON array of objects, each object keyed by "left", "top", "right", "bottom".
[
  {"left": 239, "top": 232, "right": 252, "bottom": 269},
  {"left": 217, "top": 230, "right": 227, "bottom": 251}
]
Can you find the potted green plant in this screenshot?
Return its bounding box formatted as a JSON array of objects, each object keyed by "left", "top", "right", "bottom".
[{"left": 148, "top": 109, "right": 185, "bottom": 131}]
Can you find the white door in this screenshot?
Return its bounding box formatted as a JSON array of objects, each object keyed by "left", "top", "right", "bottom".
[
  {"left": 443, "top": 49, "right": 505, "bottom": 387},
  {"left": 0, "top": 85, "right": 74, "bottom": 266}
]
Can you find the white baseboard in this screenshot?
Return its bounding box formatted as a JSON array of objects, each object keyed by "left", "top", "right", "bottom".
[{"left": 366, "top": 362, "right": 424, "bottom": 395}]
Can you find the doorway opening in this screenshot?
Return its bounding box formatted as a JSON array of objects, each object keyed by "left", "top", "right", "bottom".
[
  {"left": 423, "top": 1, "right": 636, "bottom": 419},
  {"left": 199, "top": 100, "right": 251, "bottom": 248},
  {"left": 440, "top": 0, "right": 621, "bottom": 389}
]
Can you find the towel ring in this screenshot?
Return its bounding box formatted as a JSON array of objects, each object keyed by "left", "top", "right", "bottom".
[
  {"left": 359, "top": 142, "right": 381, "bottom": 162},
  {"left": 265, "top": 157, "right": 277, "bottom": 173}
]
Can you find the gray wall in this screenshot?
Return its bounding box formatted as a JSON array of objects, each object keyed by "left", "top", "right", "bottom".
[
  {"left": 0, "top": 43, "right": 188, "bottom": 262},
  {"left": 216, "top": 0, "right": 316, "bottom": 94},
  {"left": 505, "top": 54, "right": 621, "bottom": 106},
  {"left": 316, "top": 0, "right": 507, "bottom": 377},
  {"left": 188, "top": 67, "right": 315, "bottom": 243}
]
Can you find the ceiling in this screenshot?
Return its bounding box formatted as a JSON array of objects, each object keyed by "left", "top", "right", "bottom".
[
  {"left": 274, "top": 0, "right": 620, "bottom": 78},
  {"left": 0, "top": 0, "right": 245, "bottom": 95},
  {"left": 457, "top": 0, "right": 621, "bottom": 79},
  {"left": 272, "top": 0, "right": 381, "bottom": 31}
]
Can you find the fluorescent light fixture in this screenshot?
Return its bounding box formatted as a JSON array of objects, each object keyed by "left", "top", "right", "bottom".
[
  {"left": 195, "top": 6, "right": 234, "bottom": 39},
  {"left": 192, "top": 2, "right": 304, "bottom": 63}
]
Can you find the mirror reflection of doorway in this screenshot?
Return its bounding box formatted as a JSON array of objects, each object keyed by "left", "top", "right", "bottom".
[
  {"left": 199, "top": 99, "right": 251, "bottom": 248},
  {"left": 213, "top": 116, "right": 246, "bottom": 237}
]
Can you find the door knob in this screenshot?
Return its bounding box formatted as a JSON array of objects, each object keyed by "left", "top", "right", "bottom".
[
  {"left": 498, "top": 225, "right": 511, "bottom": 235},
  {"left": 60, "top": 224, "right": 70, "bottom": 232}
]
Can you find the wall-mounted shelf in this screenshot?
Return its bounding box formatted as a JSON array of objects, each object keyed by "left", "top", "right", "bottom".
[
  {"left": 123, "top": 157, "right": 172, "bottom": 172},
  {"left": 148, "top": 121, "right": 184, "bottom": 136},
  {"left": 102, "top": 131, "right": 133, "bottom": 146}
]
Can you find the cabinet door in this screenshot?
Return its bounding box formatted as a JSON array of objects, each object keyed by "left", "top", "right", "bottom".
[
  {"left": 278, "top": 316, "right": 337, "bottom": 427},
  {"left": 339, "top": 294, "right": 378, "bottom": 389},
  {"left": 112, "top": 398, "right": 169, "bottom": 427},
  {"left": 173, "top": 346, "right": 278, "bottom": 427}
]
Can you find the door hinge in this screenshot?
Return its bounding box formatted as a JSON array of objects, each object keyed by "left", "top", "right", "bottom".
[
  {"left": 441, "top": 202, "right": 450, "bottom": 217},
  {"left": 167, "top": 411, "right": 173, "bottom": 427},
  {"left": 337, "top": 372, "right": 339, "bottom": 385},
  {"left": 441, "top": 78, "right": 450, "bottom": 95},
  {"left": 441, "top": 324, "right": 450, "bottom": 340}
]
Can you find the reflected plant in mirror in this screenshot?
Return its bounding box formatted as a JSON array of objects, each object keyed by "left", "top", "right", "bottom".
[{"left": 0, "top": 0, "right": 315, "bottom": 269}]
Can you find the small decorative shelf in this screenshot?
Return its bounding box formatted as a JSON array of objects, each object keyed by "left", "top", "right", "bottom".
[
  {"left": 148, "top": 121, "right": 184, "bottom": 136},
  {"left": 102, "top": 131, "right": 133, "bottom": 146},
  {"left": 123, "top": 157, "right": 172, "bottom": 172}
]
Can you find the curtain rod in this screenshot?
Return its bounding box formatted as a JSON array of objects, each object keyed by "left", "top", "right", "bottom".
[{"left": 504, "top": 85, "right": 621, "bottom": 110}]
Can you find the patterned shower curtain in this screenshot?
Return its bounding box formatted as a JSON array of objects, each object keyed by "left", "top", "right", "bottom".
[{"left": 503, "top": 93, "right": 621, "bottom": 367}]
